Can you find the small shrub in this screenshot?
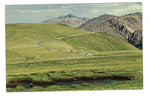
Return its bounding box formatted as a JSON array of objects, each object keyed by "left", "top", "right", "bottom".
[
  {"left": 10, "top": 76, "right": 33, "bottom": 84},
  {"left": 16, "top": 86, "right": 26, "bottom": 90}
]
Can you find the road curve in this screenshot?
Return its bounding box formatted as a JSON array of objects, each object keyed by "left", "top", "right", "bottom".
[{"left": 36, "top": 33, "right": 93, "bottom": 58}]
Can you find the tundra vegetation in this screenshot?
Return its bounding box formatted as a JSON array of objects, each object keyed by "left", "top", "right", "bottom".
[{"left": 6, "top": 23, "right": 143, "bottom": 92}]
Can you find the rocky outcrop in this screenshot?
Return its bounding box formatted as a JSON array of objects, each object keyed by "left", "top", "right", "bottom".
[
  {"left": 42, "top": 14, "right": 88, "bottom": 28},
  {"left": 128, "top": 30, "right": 142, "bottom": 49},
  {"left": 80, "top": 12, "right": 143, "bottom": 49}
]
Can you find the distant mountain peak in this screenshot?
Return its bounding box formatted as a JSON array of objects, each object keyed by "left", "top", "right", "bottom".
[
  {"left": 102, "top": 14, "right": 109, "bottom": 16},
  {"left": 57, "top": 13, "right": 80, "bottom": 19},
  {"left": 42, "top": 14, "right": 89, "bottom": 28},
  {"left": 66, "top": 13, "right": 78, "bottom": 18}
]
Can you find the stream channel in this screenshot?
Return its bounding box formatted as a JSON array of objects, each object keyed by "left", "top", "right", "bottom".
[{"left": 22, "top": 80, "right": 122, "bottom": 89}]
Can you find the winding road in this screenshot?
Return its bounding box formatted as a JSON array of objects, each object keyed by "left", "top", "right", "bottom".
[{"left": 36, "top": 33, "right": 93, "bottom": 58}]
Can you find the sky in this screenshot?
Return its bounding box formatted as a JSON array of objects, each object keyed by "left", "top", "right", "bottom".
[{"left": 5, "top": 2, "right": 142, "bottom": 23}]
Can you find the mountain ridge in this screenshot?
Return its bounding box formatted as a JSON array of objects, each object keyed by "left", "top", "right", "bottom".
[{"left": 79, "top": 12, "right": 142, "bottom": 49}]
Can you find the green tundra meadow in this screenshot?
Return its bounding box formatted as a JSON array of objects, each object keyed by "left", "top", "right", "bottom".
[{"left": 6, "top": 23, "right": 143, "bottom": 92}]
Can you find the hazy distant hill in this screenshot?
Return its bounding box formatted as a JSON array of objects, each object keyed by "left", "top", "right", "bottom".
[
  {"left": 80, "top": 12, "right": 142, "bottom": 49},
  {"left": 42, "top": 14, "right": 88, "bottom": 28}
]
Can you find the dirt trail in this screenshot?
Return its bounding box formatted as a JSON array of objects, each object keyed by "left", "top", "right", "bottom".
[{"left": 36, "top": 33, "right": 93, "bottom": 58}]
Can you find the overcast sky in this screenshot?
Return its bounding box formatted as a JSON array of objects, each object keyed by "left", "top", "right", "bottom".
[{"left": 5, "top": 2, "right": 142, "bottom": 23}]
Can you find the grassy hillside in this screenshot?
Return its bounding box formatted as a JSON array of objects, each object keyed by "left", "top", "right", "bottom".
[
  {"left": 41, "top": 33, "right": 138, "bottom": 54},
  {"left": 62, "top": 33, "right": 137, "bottom": 52},
  {"left": 6, "top": 23, "right": 142, "bottom": 92},
  {"left": 6, "top": 23, "right": 137, "bottom": 63},
  {"left": 6, "top": 23, "right": 90, "bottom": 63}
]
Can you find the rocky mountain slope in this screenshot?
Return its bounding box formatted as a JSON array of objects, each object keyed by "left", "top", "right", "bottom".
[
  {"left": 79, "top": 12, "right": 142, "bottom": 49},
  {"left": 79, "top": 14, "right": 116, "bottom": 29},
  {"left": 42, "top": 14, "right": 88, "bottom": 28},
  {"left": 128, "top": 30, "right": 142, "bottom": 49}
]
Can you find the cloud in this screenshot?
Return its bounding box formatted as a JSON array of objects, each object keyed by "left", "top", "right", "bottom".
[
  {"left": 5, "top": 2, "right": 142, "bottom": 23},
  {"left": 107, "top": 3, "right": 142, "bottom": 16}
]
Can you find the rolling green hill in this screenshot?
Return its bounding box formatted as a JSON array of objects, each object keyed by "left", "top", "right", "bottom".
[
  {"left": 6, "top": 23, "right": 137, "bottom": 63},
  {"left": 6, "top": 23, "right": 90, "bottom": 63},
  {"left": 6, "top": 23, "right": 142, "bottom": 92}
]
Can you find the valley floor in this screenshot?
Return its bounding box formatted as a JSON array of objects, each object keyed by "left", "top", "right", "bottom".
[{"left": 6, "top": 50, "right": 143, "bottom": 92}]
